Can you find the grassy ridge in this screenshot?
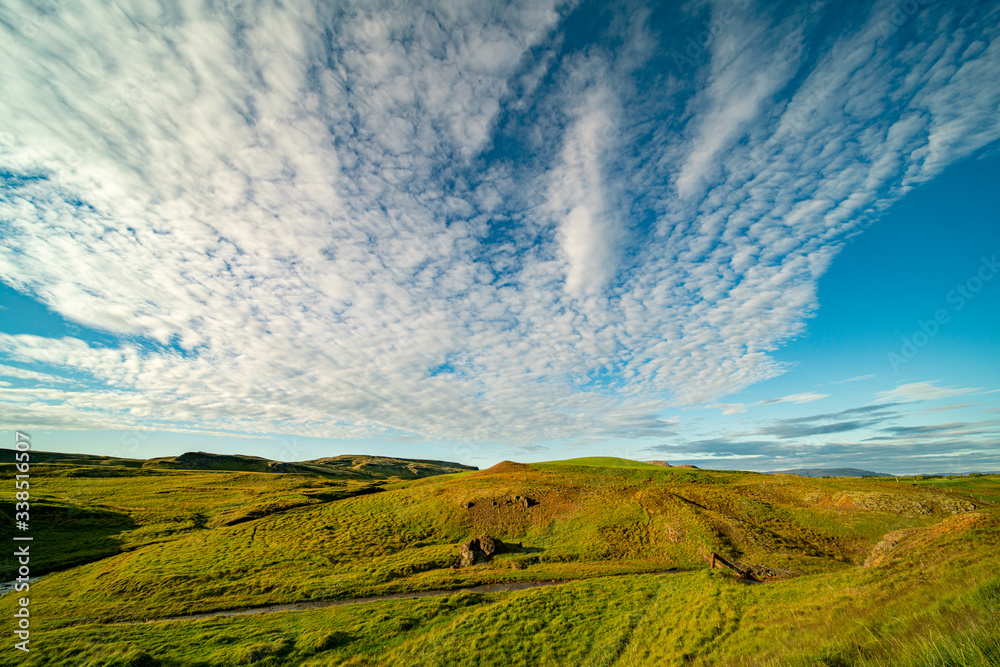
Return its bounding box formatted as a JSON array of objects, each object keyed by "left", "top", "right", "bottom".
[
  {"left": 0, "top": 448, "right": 477, "bottom": 479},
  {"left": 536, "top": 457, "right": 668, "bottom": 470}
]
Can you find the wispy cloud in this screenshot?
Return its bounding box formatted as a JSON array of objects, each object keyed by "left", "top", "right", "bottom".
[
  {"left": 708, "top": 403, "right": 747, "bottom": 415},
  {"left": 833, "top": 374, "right": 876, "bottom": 384},
  {"left": 548, "top": 86, "right": 623, "bottom": 296},
  {"left": 0, "top": 363, "right": 73, "bottom": 384},
  {"left": 710, "top": 391, "right": 828, "bottom": 415},
  {"left": 763, "top": 392, "right": 830, "bottom": 405},
  {"left": 877, "top": 381, "right": 981, "bottom": 403},
  {"left": 1, "top": 0, "right": 998, "bottom": 446},
  {"left": 653, "top": 397, "right": 999, "bottom": 473}
]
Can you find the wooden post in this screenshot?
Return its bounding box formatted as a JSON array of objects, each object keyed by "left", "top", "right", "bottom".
[{"left": 708, "top": 552, "right": 759, "bottom": 582}]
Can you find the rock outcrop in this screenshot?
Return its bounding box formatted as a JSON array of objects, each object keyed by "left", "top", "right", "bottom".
[
  {"left": 460, "top": 495, "right": 535, "bottom": 511},
  {"left": 457, "top": 535, "right": 522, "bottom": 567},
  {"left": 489, "top": 495, "right": 535, "bottom": 509}
]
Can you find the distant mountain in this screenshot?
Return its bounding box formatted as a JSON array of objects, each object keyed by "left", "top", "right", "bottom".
[
  {"left": 1, "top": 448, "right": 477, "bottom": 480},
  {"left": 768, "top": 467, "right": 892, "bottom": 478}
]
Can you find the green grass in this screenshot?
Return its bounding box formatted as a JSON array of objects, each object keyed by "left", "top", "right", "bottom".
[
  {"left": 10, "top": 529, "right": 999, "bottom": 666},
  {"left": 0, "top": 464, "right": 368, "bottom": 579},
  {"left": 1, "top": 461, "right": 998, "bottom": 665},
  {"left": 908, "top": 474, "right": 1000, "bottom": 505},
  {"left": 535, "top": 457, "right": 668, "bottom": 470},
  {"left": 0, "top": 447, "right": 476, "bottom": 578}
]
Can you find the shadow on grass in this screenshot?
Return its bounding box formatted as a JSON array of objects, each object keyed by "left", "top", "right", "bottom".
[{"left": 0, "top": 501, "right": 136, "bottom": 579}]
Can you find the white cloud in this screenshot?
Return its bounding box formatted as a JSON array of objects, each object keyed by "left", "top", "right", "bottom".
[
  {"left": 0, "top": 0, "right": 997, "bottom": 445},
  {"left": 833, "top": 374, "right": 876, "bottom": 384},
  {"left": 0, "top": 364, "right": 73, "bottom": 384},
  {"left": 674, "top": 4, "right": 805, "bottom": 198},
  {"left": 548, "top": 88, "right": 623, "bottom": 296},
  {"left": 710, "top": 391, "right": 827, "bottom": 415},
  {"left": 877, "top": 381, "right": 981, "bottom": 403},
  {"left": 709, "top": 403, "right": 747, "bottom": 415},
  {"left": 774, "top": 392, "right": 830, "bottom": 404}
]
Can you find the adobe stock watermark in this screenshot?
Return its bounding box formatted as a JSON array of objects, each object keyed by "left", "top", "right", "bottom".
[
  {"left": 667, "top": 0, "right": 753, "bottom": 73},
  {"left": 866, "top": 0, "right": 935, "bottom": 44},
  {"left": 669, "top": 0, "right": 933, "bottom": 76},
  {"left": 888, "top": 254, "right": 998, "bottom": 372},
  {"left": 11, "top": 432, "right": 32, "bottom": 653}
]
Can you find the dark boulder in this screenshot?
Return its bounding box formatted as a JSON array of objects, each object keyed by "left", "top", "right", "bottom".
[{"left": 457, "top": 535, "right": 522, "bottom": 567}]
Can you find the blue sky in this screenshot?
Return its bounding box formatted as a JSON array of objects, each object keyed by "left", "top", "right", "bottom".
[{"left": 0, "top": 0, "right": 998, "bottom": 473}]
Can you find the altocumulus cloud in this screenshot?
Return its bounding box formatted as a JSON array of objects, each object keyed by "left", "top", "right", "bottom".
[{"left": 1, "top": 0, "right": 999, "bottom": 444}]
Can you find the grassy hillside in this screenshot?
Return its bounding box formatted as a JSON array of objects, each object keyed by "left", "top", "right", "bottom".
[
  {"left": 144, "top": 452, "right": 477, "bottom": 480},
  {"left": 539, "top": 457, "right": 668, "bottom": 470},
  {"left": 0, "top": 459, "right": 997, "bottom": 665},
  {"left": 10, "top": 532, "right": 1000, "bottom": 666},
  {"left": 0, "top": 448, "right": 147, "bottom": 467},
  {"left": 0, "top": 448, "right": 476, "bottom": 479},
  {"left": 0, "top": 450, "right": 474, "bottom": 580}
]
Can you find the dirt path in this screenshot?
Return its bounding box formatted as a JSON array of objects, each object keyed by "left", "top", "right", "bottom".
[{"left": 128, "top": 571, "right": 678, "bottom": 625}]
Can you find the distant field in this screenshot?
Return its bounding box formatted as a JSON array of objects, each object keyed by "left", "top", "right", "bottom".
[
  {"left": 909, "top": 474, "right": 1000, "bottom": 505},
  {"left": 1, "top": 454, "right": 997, "bottom": 665}
]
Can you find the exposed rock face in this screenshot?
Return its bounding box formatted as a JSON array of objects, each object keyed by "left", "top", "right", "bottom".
[
  {"left": 462, "top": 495, "right": 535, "bottom": 511},
  {"left": 864, "top": 513, "right": 991, "bottom": 567},
  {"left": 824, "top": 491, "right": 976, "bottom": 517},
  {"left": 486, "top": 495, "right": 535, "bottom": 509},
  {"left": 478, "top": 535, "right": 499, "bottom": 556},
  {"left": 864, "top": 529, "right": 912, "bottom": 567},
  {"left": 457, "top": 535, "right": 522, "bottom": 567},
  {"left": 645, "top": 460, "right": 672, "bottom": 467},
  {"left": 462, "top": 494, "right": 539, "bottom": 534}
]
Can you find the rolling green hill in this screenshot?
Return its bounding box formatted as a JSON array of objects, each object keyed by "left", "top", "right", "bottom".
[
  {"left": 1, "top": 448, "right": 477, "bottom": 479},
  {"left": 0, "top": 448, "right": 147, "bottom": 467},
  {"left": 538, "top": 456, "right": 668, "bottom": 470},
  {"left": 0, "top": 450, "right": 475, "bottom": 580},
  {"left": 143, "top": 451, "right": 478, "bottom": 480},
  {"left": 0, "top": 457, "right": 997, "bottom": 665}
]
